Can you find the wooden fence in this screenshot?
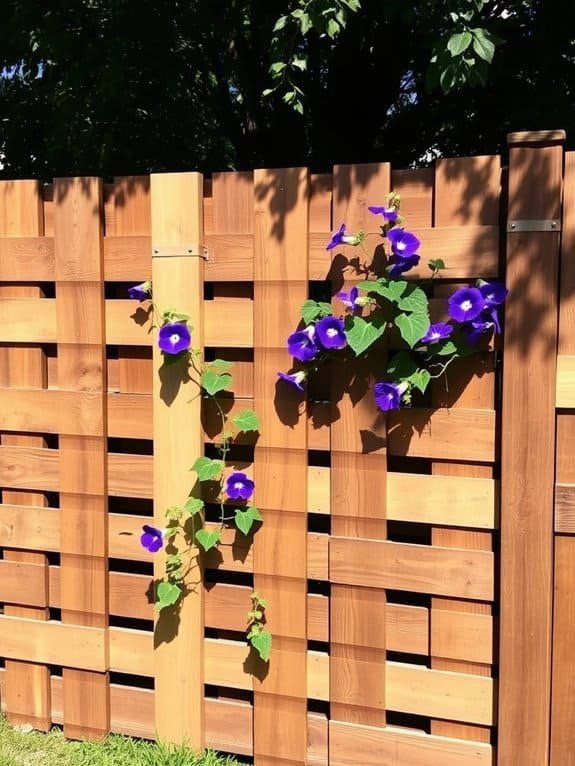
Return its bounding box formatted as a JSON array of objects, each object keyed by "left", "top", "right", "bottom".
[{"left": 0, "top": 129, "right": 572, "bottom": 765}]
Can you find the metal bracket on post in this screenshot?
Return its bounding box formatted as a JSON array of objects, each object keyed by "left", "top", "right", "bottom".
[
  {"left": 507, "top": 219, "right": 561, "bottom": 233},
  {"left": 152, "top": 245, "right": 210, "bottom": 260}
]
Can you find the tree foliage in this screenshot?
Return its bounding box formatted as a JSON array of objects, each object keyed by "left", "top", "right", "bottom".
[{"left": 0, "top": 0, "right": 572, "bottom": 177}]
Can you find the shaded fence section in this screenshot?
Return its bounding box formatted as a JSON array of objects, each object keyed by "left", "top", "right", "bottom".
[{"left": 0, "top": 130, "right": 570, "bottom": 765}]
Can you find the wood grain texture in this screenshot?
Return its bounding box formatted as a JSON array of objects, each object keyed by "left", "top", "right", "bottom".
[
  {"left": 54, "top": 177, "right": 109, "bottom": 740},
  {"left": 151, "top": 172, "right": 204, "bottom": 746},
  {"left": 430, "top": 156, "right": 500, "bottom": 742},
  {"left": 253, "top": 168, "right": 309, "bottom": 766},
  {"left": 329, "top": 162, "right": 390, "bottom": 729},
  {"left": 330, "top": 537, "right": 494, "bottom": 600},
  {"left": 0, "top": 178, "right": 51, "bottom": 730},
  {"left": 330, "top": 721, "right": 493, "bottom": 766},
  {"left": 498, "top": 134, "right": 564, "bottom": 765}
]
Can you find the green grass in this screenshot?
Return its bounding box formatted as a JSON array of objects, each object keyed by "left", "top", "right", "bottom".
[{"left": 0, "top": 718, "right": 248, "bottom": 766}]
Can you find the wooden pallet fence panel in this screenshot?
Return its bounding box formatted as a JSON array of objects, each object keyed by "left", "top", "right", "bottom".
[
  {"left": 54, "top": 176, "right": 110, "bottom": 740},
  {"left": 499, "top": 131, "right": 565, "bottom": 766},
  {"left": 0, "top": 178, "right": 51, "bottom": 730},
  {"left": 150, "top": 172, "right": 204, "bottom": 746},
  {"left": 329, "top": 162, "right": 390, "bottom": 731},
  {"left": 253, "top": 167, "right": 309, "bottom": 766}
]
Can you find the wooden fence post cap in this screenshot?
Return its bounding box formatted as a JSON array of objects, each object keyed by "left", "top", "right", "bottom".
[{"left": 507, "top": 129, "right": 566, "bottom": 146}]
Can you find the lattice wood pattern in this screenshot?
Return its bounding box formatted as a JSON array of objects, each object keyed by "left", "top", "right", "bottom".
[{"left": 0, "top": 133, "right": 569, "bottom": 765}]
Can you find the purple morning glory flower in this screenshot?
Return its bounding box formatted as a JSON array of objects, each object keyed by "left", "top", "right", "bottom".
[
  {"left": 386, "top": 228, "right": 421, "bottom": 258},
  {"left": 277, "top": 370, "right": 306, "bottom": 391},
  {"left": 326, "top": 224, "right": 361, "bottom": 251},
  {"left": 387, "top": 253, "right": 421, "bottom": 277},
  {"left": 315, "top": 315, "right": 347, "bottom": 350},
  {"left": 374, "top": 381, "right": 405, "bottom": 412},
  {"left": 140, "top": 525, "right": 164, "bottom": 553},
  {"left": 420, "top": 322, "right": 453, "bottom": 345},
  {"left": 158, "top": 321, "right": 192, "bottom": 355},
  {"left": 466, "top": 307, "right": 502, "bottom": 344},
  {"left": 479, "top": 281, "right": 508, "bottom": 307},
  {"left": 287, "top": 326, "right": 320, "bottom": 362},
  {"left": 128, "top": 281, "right": 151, "bottom": 301},
  {"left": 368, "top": 205, "right": 399, "bottom": 222},
  {"left": 225, "top": 471, "right": 255, "bottom": 501},
  {"left": 337, "top": 286, "right": 370, "bottom": 313},
  {"left": 447, "top": 287, "right": 485, "bottom": 323}
]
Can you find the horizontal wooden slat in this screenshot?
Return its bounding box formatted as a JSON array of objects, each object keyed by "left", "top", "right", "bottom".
[
  {"left": 388, "top": 473, "right": 497, "bottom": 528},
  {"left": 310, "top": 225, "right": 499, "bottom": 282},
  {"left": 0, "top": 389, "right": 103, "bottom": 436},
  {"left": 0, "top": 445, "right": 59, "bottom": 492},
  {"left": 431, "top": 610, "right": 494, "bottom": 664},
  {"left": 105, "top": 299, "right": 253, "bottom": 347},
  {"left": 109, "top": 631, "right": 493, "bottom": 724},
  {"left": 103, "top": 236, "right": 150, "bottom": 280},
  {"left": 330, "top": 537, "right": 494, "bottom": 600},
  {"left": 330, "top": 720, "right": 493, "bottom": 766},
  {"left": 0, "top": 236, "right": 55, "bottom": 280},
  {"left": 0, "top": 297, "right": 56, "bottom": 341},
  {"left": 0, "top": 504, "right": 60, "bottom": 551},
  {"left": 0, "top": 559, "right": 48, "bottom": 606},
  {"left": 387, "top": 408, "right": 496, "bottom": 462},
  {"left": 557, "top": 355, "right": 575, "bottom": 407},
  {"left": 0, "top": 616, "right": 105, "bottom": 670},
  {"left": 555, "top": 483, "right": 575, "bottom": 532}
]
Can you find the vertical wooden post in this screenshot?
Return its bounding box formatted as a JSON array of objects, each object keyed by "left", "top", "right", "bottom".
[
  {"left": 499, "top": 130, "right": 565, "bottom": 765},
  {"left": 54, "top": 177, "right": 109, "bottom": 740},
  {"left": 550, "top": 150, "right": 575, "bottom": 765},
  {"left": 151, "top": 172, "right": 204, "bottom": 746},
  {"left": 0, "top": 179, "right": 51, "bottom": 731},
  {"left": 429, "top": 156, "right": 500, "bottom": 743},
  {"left": 329, "top": 163, "right": 390, "bottom": 736},
  {"left": 253, "top": 168, "right": 309, "bottom": 766}
]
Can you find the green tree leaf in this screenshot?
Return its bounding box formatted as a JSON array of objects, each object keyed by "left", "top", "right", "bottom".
[
  {"left": 184, "top": 497, "right": 204, "bottom": 515},
  {"left": 397, "top": 285, "right": 428, "bottom": 314},
  {"left": 428, "top": 259, "right": 446, "bottom": 271},
  {"left": 434, "top": 339, "right": 459, "bottom": 356},
  {"left": 235, "top": 509, "right": 255, "bottom": 536},
  {"left": 472, "top": 28, "right": 495, "bottom": 62},
  {"left": 195, "top": 529, "right": 221, "bottom": 552},
  {"left": 191, "top": 457, "right": 224, "bottom": 482},
  {"left": 250, "top": 629, "right": 272, "bottom": 662},
  {"left": 411, "top": 369, "right": 431, "bottom": 394},
  {"left": 448, "top": 31, "right": 472, "bottom": 56},
  {"left": 344, "top": 315, "right": 386, "bottom": 356},
  {"left": 301, "top": 299, "right": 321, "bottom": 325},
  {"left": 232, "top": 409, "right": 260, "bottom": 433},
  {"left": 395, "top": 312, "right": 430, "bottom": 348},
  {"left": 156, "top": 580, "right": 182, "bottom": 611},
  {"left": 201, "top": 370, "right": 233, "bottom": 396}
]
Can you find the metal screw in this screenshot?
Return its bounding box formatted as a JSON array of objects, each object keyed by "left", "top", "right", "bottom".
[
  {"left": 510, "top": 222, "right": 516, "bottom": 229},
  {"left": 551, "top": 221, "right": 557, "bottom": 228}
]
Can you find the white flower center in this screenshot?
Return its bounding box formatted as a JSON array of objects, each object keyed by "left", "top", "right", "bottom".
[
  {"left": 396, "top": 241, "right": 406, "bottom": 251},
  {"left": 234, "top": 482, "right": 244, "bottom": 490},
  {"left": 327, "top": 328, "right": 337, "bottom": 338},
  {"left": 461, "top": 300, "right": 472, "bottom": 312},
  {"left": 431, "top": 331, "right": 441, "bottom": 340},
  {"left": 170, "top": 333, "right": 180, "bottom": 344}
]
